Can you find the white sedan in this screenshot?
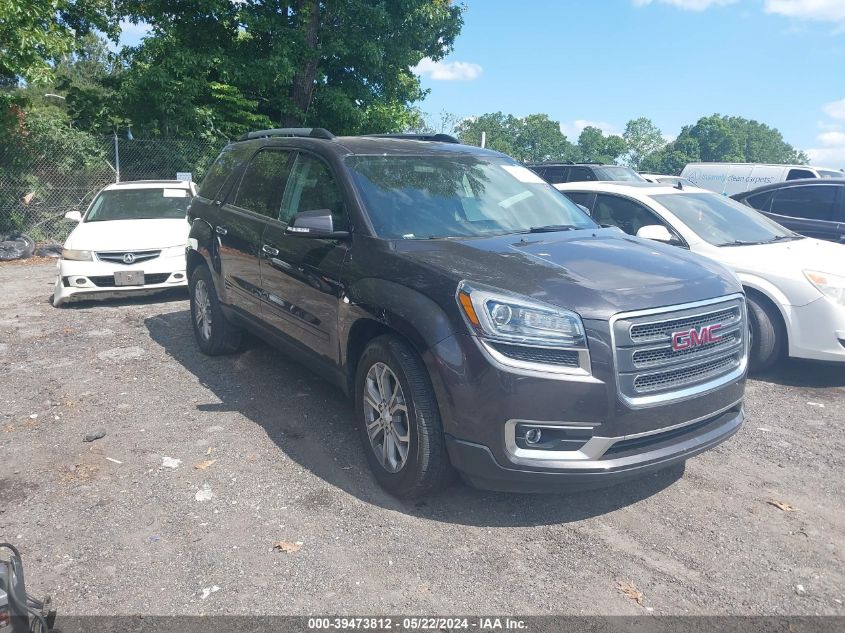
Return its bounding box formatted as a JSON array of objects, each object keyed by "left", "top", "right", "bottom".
[
  {"left": 53, "top": 180, "right": 196, "bottom": 306},
  {"left": 555, "top": 181, "right": 845, "bottom": 370}
]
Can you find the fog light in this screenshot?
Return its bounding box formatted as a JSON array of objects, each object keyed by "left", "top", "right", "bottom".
[
  {"left": 75, "top": 277, "right": 87, "bottom": 285},
  {"left": 173, "top": 273, "right": 184, "bottom": 280},
  {"left": 525, "top": 428, "right": 542, "bottom": 445}
]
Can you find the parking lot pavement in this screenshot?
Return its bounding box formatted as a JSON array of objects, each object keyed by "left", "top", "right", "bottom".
[{"left": 1, "top": 261, "right": 844, "bottom": 616}]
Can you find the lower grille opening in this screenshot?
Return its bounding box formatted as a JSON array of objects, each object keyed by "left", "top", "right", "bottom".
[
  {"left": 489, "top": 342, "right": 580, "bottom": 367},
  {"left": 89, "top": 273, "right": 171, "bottom": 287},
  {"left": 603, "top": 406, "right": 740, "bottom": 459},
  {"left": 633, "top": 353, "right": 741, "bottom": 394}
]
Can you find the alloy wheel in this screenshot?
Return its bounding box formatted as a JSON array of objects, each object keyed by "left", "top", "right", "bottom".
[
  {"left": 363, "top": 362, "right": 410, "bottom": 473},
  {"left": 194, "top": 279, "right": 213, "bottom": 341}
]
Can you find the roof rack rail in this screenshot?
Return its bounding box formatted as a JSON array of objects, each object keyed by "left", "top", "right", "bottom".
[
  {"left": 236, "top": 127, "right": 335, "bottom": 141},
  {"left": 365, "top": 133, "right": 461, "bottom": 144}
]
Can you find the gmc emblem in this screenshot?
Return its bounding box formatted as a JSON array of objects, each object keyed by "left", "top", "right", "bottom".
[{"left": 672, "top": 324, "right": 722, "bottom": 351}]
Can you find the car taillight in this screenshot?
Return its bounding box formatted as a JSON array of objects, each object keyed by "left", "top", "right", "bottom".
[{"left": 0, "top": 607, "right": 11, "bottom": 629}]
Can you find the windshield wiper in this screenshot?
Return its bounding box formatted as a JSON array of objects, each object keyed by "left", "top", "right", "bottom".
[
  {"left": 765, "top": 235, "right": 803, "bottom": 243},
  {"left": 718, "top": 240, "right": 766, "bottom": 247},
  {"left": 527, "top": 224, "right": 580, "bottom": 234}
]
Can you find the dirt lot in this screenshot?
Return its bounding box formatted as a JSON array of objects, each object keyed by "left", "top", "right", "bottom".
[{"left": 1, "top": 261, "right": 844, "bottom": 617}]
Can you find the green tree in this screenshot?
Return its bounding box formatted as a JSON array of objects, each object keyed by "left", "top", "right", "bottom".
[
  {"left": 622, "top": 117, "right": 665, "bottom": 170},
  {"left": 119, "top": 0, "right": 464, "bottom": 138},
  {"left": 576, "top": 126, "right": 625, "bottom": 164},
  {"left": 455, "top": 112, "right": 576, "bottom": 162},
  {"left": 0, "top": 0, "right": 117, "bottom": 84},
  {"left": 644, "top": 114, "right": 807, "bottom": 174}
]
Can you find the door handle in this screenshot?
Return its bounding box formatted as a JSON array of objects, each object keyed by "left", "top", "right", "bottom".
[
  {"left": 262, "top": 244, "right": 279, "bottom": 257},
  {"left": 215, "top": 225, "right": 228, "bottom": 236}
]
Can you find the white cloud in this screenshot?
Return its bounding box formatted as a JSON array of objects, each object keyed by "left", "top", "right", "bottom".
[
  {"left": 818, "top": 131, "right": 845, "bottom": 146},
  {"left": 412, "top": 58, "right": 482, "bottom": 81},
  {"left": 633, "top": 0, "right": 738, "bottom": 11},
  {"left": 823, "top": 98, "right": 845, "bottom": 120},
  {"left": 764, "top": 0, "right": 845, "bottom": 28},
  {"left": 560, "top": 119, "right": 620, "bottom": 139}
]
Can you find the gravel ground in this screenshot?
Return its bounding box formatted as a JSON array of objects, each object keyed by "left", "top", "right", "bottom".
[{"left": 1, "top": 261, "right": 843, "bottom": 617}]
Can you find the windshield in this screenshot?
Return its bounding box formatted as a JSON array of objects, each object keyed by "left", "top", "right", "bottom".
[
  {"left": 85, "top": 188, "right": 191, "bottom": 222},
  {"left": 346, "top": 156, "right": 597, "bottom": 239},
  {"left": 595, "top": 166, "right": 646, "bottom": 182},
  {"left": 654, "top": 192, "right": 799, "bottom": 247},
  {"left": 819, "top": 170, "right": 844, "bottom": 179}
]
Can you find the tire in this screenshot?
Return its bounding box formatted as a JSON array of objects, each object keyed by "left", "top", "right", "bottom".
[
  {"left": 747, "top": 294, "right": 785, "bottom": 372},
  {"left": 189, "top": 265, "right": 241, "bottom": 355},
  {"left": 354, "top": 334, "right": 455, "bottom": 499}
]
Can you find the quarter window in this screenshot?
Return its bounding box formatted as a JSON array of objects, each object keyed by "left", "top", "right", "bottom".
[
  {"left": 280, "top": 154, "right": 347, "bottom": 230},
  {"left": 234, "top": 150, "right": 293, "bottom": 217},
  {"left": 786, "top": 169, "right": 815, "bottom": 181},
  {"left": 744, "top": 190, "right": 774, "bottom": 211},
  {"left": 770, "top": 185, "right": 839, "bottom": 221}
]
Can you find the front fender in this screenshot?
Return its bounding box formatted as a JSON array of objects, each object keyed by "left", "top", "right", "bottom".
[{"left": 188, "top": 217, "right": 228, "bottom": 302}]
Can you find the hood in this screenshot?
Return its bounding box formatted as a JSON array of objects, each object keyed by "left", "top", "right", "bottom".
[
  {"left": 65, "top": 218, "right": 190, "bottom": 251},
  {"left": 715, "top": 236, "right": 845, "bottom": 276},
  {"left": 395, "top": 228, "right": 740, "bottom": 320}
]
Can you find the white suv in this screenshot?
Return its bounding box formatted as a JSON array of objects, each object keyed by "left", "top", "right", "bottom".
[
  {"left": 53, "top": 180, "right": 196, "bottom": 306},
  {"left": 556, "top": 181, "right": 845, "bottom": 370}
]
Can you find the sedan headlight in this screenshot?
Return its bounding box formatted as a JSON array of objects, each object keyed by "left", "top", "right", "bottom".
[
  {"left": 162, "top": 245, "right": 188, "bottom": 258},
  {"left": 456, "top": 281, "right": 587, "bottom": 348},
  {"left": 61, "top": 248, "right": 92, "bottom": 261},
  {"left": 804, "top": 270, "right": 845, "bottom": 306}
]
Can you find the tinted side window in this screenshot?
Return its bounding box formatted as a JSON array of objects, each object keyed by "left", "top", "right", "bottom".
[
  {"left": 198, "top": 146, "right": 244, "bottom": 200},
  {"left": 280, "top": 154, "right": 347, "bottom": 230},
  {"left": 744, "top": 190, "right": 774, "bottom": 211},
  {"left": 543, "top": 166, "right": 569, "bottom": 184},
  {"left": 770, "top": 185, "right": 839, "bottom": 221},
  {"left": 563, "top": 192, "right": 594, "bottom": 211},
  {"left": 593, "top": 194, "right": 670, "bottom": 236},
  {"left": 786, "top": 169, "right": 815, "bottom": 180},
  {"left": 233, "top": 150, "right": 293, "bottom": 217},
  {"left": 567, "top": 167, "right": 596, "bottom": 182}
]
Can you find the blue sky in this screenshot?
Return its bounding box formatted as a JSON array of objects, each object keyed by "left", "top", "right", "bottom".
[
  {"left": 118, "top": 0, "right": 845, "bottom": 167},
  {"left": 411, "top": 0, "right": 845, "bottom": 168}
]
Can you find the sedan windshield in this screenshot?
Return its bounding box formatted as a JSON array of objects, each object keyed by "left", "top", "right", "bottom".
[
  {"left": 654, "top": 192, "right": 799, "bottom": 247},
  {"left": 85, "top": 188, "right": 190, "bottom": 222},
  {"left": 346, "top": 156, "right": 596, "bottom": 239},
  {"left": 819, "top": 170, "right": 844, "bottom": 179}
]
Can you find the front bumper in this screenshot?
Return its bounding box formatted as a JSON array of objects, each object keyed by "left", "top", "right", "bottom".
[
  {"left": 53, "top": 256, "right": 187, "bottom": 306},
  {"left": 424, "top": 329, "right": 746, "bottom": 493},
  {"left": 786, "top": 297, "right": 845, "bottom": 362},
  {"left": 445, "top": 403, "right": 743, "bottom": 493}
]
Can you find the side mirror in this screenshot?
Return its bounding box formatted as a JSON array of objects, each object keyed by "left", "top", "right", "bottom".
[
  {"left": 285, "top": 209, "right": 349, "bottom": 239},
  {"left": 64, "top": 210, "right": 82, "bottom": 222},
  {"left": 637, "top": 224, "right": 677, "bottom": 244}
]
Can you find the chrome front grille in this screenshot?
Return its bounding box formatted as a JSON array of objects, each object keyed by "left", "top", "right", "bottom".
[
  {"left": 612, "top": 295, "right": 747, "bottom": 407},
  {"left": 96, "top": 250, "right": 161, "bottom": 265}
]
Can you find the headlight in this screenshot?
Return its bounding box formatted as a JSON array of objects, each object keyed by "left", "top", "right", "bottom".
[
  {"left": 456, "top": 281, "right": 587, "bottom": 348},
  {"left": 61, "top": 248, "right": 92, "bottom": 261},
  {"left": 162, "top": 245, "right": 187, "bottom": 258},
  {"left": 804, "top": 270, "right": 845, "bottom": 306}
]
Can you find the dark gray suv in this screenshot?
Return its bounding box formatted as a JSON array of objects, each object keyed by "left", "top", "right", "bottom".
[{"left": 186, "top": 128, "right": 747, "bottom": 498}]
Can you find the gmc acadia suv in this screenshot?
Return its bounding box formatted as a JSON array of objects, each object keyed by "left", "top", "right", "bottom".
[{"left": 186, "top": 128, "right": 747, "bottom": 498}]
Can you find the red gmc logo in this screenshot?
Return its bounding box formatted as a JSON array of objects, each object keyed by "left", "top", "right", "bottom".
[{"left": 672, "top": 324, "right": 722, "bottom": 351}]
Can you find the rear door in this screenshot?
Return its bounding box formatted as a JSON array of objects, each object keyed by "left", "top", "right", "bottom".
[
  {"left": 766, "top": 183, "right": 844, "bottom": 242},
  {"left": 218, "top": 147, "right": 294, "bottom": 315},
  {"left": 259, "top": 152, "right": 350, "bottom": 363}
]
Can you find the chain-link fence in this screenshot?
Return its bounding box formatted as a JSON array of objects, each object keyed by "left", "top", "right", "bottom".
[{"left": 0, "top": 137, "right": 224, "bottom": 244}]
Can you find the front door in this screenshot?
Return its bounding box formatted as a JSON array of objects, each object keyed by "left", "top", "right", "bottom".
[
  {"left": 766, "top": 184, "right": 843, "bottom": 243},
  {"left": 259, "top": 152, "right": 350, "bottom": 363}
]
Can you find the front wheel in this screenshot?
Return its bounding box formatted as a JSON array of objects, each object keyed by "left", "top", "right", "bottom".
[
  {"left": 189, "top": 265, "right": 241, "bottom": 355},
  {"left": 354, "top": 335, "right": 454, "bottom": 499},
  {"left": 747, "top": 294, "right": 785, "bottom": 372}
]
